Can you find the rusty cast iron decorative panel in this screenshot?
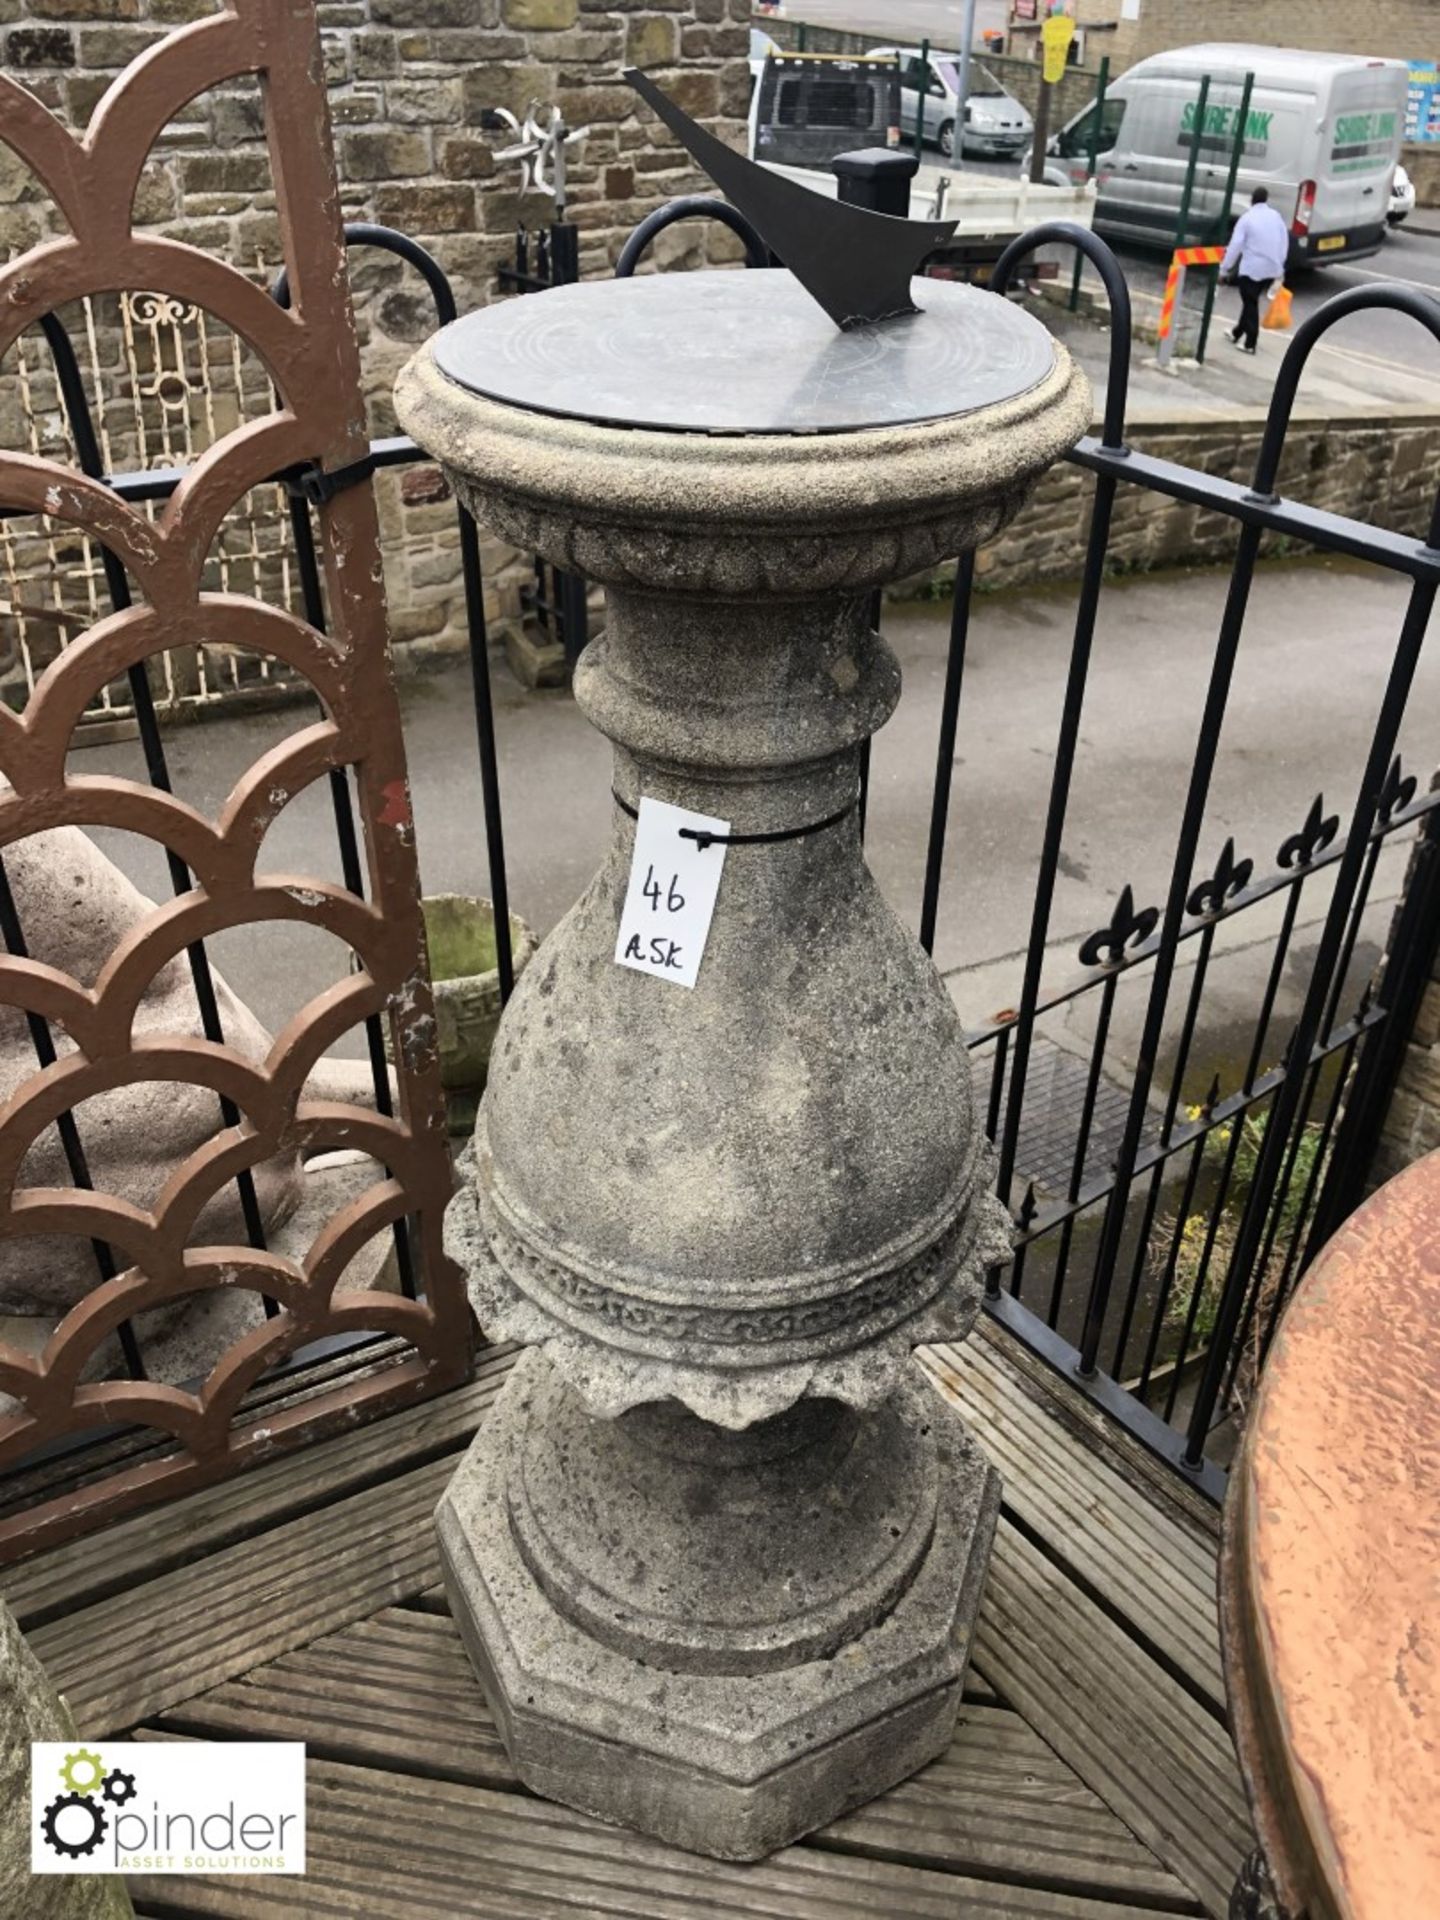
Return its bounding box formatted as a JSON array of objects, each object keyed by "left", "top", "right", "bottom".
[{"left": 0, "top": 0, "right": 466, "bottom": 1558}]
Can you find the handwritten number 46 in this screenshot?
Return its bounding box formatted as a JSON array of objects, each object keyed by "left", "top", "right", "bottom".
[{"left": 643, "top": 865, "right": 685, "bottom": 913}]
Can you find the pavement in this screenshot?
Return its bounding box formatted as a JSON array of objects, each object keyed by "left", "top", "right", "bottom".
[
  {"left": 75, "top": 554, "right": 1439, "bottom": 1118},
  {"left": 1038, "top": 283, "right": 1440, "bottom": 427},
  {"left": 930, "top": 207, "right": 1440, "bottom": 423},
  {"left": 1059, "top": 221, "right": 1440, "bottom": 423}
]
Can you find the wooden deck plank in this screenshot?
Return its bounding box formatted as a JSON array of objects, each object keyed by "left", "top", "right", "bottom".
[
  {"left": 0, "top": 1344, "right": 519, "bottom": 1629},
  {"left": 25, "top": 1451, "right": 457, "bottom": 1736},
  {"left": 973, "top": 1518, "right": 1252, "bottom": 1920},
  {"left": 150, "top": 1607, "right": 1198, "bottom": 1912},
  {"left": 129, "top": 1754, "right": 1200, "bottom": 1919},
  {"left": 11, "top": 1328, "right": 1249, "bottom": 1917},
  {"left": 919, "top": 1340, "right": 1227, "bottom": 1711},
  {"left": 970, "top": 1319, "right": 1221, "bottom": 1543}
]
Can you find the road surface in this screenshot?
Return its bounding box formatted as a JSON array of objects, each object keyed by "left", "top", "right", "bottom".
[
  {"left": 78, "top": 559, "right": 1438, "bottom": 1072},
  {"left": 950, "top": 145, "right": 1440, "bottom": 376},
  {"left": 762, "top": 6, "right": 1440, "bottom": 373},
  {"left": 1144, "top": 220, "right": 1440, "bottom": 383}
]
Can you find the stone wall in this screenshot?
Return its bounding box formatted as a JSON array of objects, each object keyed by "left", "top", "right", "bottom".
[
  {"left": 1059, "top": 0, "right": 1433, "bottom": 73},
  {"left": 0, "top": 0, "right": 750, "bottom": 685},
  {"left": 1404, "top": 143, "right": 1440, "bottom": 210},
  {"left": 956, "top": 408, "right": 1440, "bottom": 594}
]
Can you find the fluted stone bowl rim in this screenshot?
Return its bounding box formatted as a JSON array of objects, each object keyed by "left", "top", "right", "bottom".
[{"left": 394, "top": 337, "right": 1091, "bottom": 538}]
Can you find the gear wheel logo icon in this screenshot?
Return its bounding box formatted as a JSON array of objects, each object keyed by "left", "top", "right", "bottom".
[
  {"left": 41, "top": 1790, "right": 108, "bottom": 1859},
  {"left": 101, "top": 1768, "right": 137, "bottom": 1807},
  {"left": 58, "top": 1747, "right": 105, "bottom": 1795}
]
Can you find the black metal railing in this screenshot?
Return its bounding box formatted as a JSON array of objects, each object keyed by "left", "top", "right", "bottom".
[
  {"left": 584, "top": 209, "right": 1439, "bottom": 1491},
  {"left": 6, "top": 211, "right": 1437, "bottom": 1500},
  {"left": 924, "top": 226, "right": 1440, "bottom": 1490}
]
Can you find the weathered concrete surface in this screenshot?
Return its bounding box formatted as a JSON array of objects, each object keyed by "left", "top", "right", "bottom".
[
  {"left": 438, "top": 1350, "right": 1000, "bottom": 1861},
  {"left": 0, "top": 823, "right": 301, "bottom": 1318},
  {"left": 399, "top": 285, "right": 1086, "bottom": 1426},
  {"left": 419, "top": 895, "right": 538, "bottom": 1093},
  {"left": 0, "top": 1601, "right": 133, "bottom": 1919},
  {"left": 401, "top": 268, "right": 1083, "bottom": 1857}
]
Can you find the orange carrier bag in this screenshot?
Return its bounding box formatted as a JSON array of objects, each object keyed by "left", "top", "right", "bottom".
[{"left": 1263, "top": 284, "right": 1293, "bottom": 331}]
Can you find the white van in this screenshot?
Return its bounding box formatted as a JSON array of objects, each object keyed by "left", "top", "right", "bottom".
[{"left": 1045, "top": 44, "right": 1407, "bottom": 266}]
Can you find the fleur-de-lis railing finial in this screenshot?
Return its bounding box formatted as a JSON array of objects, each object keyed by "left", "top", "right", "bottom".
[
  {"left": 1277, "top": 792, "right": 1340, "bottom": 870},
  {"left": 1015, "top": 1180, "right": 1039, "bottom": 1235},
  {"left": 1078, "top": 883, "right": 1161, "bottom": 969},
  {"left": 1186, "top": 835, "right": 1254, "bottom": 919},
  {"left": 1376, "top": 753, "right": 1417, "bottom": 828}
]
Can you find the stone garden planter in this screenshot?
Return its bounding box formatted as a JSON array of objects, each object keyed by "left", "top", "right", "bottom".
[{"left": 409, "top": 894, "right": 535, "bottom": 1135}]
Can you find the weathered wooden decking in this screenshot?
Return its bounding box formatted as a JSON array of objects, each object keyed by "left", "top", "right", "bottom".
[{"left": 2, "top": 1327, "right": 1254, "bottom": 1918}]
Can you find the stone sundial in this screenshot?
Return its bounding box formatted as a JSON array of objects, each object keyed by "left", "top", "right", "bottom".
[{"left": 395, "top": 74, "right": 1089, "bottom": 1860}]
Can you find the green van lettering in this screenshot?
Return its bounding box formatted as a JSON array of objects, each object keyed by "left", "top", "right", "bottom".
[
  {"left": 1334, "top": 109, "right": 1397, "bottom": 146},
  {"left": 1178, "top": 101, "right": 1271, "bottom": 149},
  {"left": 1182, "top": 102, "right": 1274, "bottom": 148}
]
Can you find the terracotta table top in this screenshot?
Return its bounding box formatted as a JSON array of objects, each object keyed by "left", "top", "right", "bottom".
[{"left": 1222, "top": 1149, "right": 1440, "bottom": 1920}]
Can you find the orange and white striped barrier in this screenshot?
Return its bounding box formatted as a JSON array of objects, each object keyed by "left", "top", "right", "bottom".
[{"left": 1157, "top": 244, "right": 1226, "bottom": 366}]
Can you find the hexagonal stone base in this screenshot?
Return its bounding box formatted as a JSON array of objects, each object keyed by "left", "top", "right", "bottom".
[{"left": 436, "top": 1352, "right": 1000, "bottom": 1860}]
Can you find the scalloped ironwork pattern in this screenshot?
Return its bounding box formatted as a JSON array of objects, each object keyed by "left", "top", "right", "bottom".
[{"left": 0, "top": 0, "right": 464, "bottom": 1556}]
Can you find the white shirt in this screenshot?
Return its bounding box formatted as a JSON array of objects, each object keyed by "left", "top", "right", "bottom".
[{"left": 1221, "top": 202, "right": 1291, "bottom": 282}]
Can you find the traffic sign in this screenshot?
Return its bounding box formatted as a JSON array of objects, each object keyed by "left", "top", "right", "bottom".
[{"left": 1041, "top": 12, "right": 1075, "bottom": 85}]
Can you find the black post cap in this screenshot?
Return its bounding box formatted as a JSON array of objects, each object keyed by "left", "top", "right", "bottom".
[
  {"left": 830, "top": 148, "right": 919, "bottom": 220},
  {"left": 830, "top": 148, "right": 921, "bottom": 182}
]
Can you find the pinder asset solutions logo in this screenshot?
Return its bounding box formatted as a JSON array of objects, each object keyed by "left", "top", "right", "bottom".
[{"left": 32, "top": 1741, "right": 305, "bottom": 1876}]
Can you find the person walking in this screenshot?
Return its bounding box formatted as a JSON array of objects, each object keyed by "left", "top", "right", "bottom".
[{"left": 1220, "top": 186, "right": 1291, "bottom": 353}]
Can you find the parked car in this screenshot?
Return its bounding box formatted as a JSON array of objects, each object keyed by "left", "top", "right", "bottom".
[
  {"left": 869, "top": 45, "right": 1032, "bottom": 160},
  {"left": 1389, "top": 160, "right": 1416, "bottom": 226},
  {"left": 1039, "top": 43, "right": 1408, "bottom": 266}
]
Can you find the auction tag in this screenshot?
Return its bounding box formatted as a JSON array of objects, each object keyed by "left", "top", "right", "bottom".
[{"left": 615, "top": 796, "right": 729, "bottom": 990}]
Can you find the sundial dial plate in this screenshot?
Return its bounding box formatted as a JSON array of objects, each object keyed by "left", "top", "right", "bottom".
[{"left": 430, "top": 270, "right": 1059, "bottom": 436}]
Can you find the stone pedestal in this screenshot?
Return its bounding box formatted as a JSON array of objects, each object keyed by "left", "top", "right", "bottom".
[
  {"left": 1, "top": 1602, "right": 133, "bottom": 1918},
  {"left": 397, "top": 269, "right": 1088, "bottom": 1859}
]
